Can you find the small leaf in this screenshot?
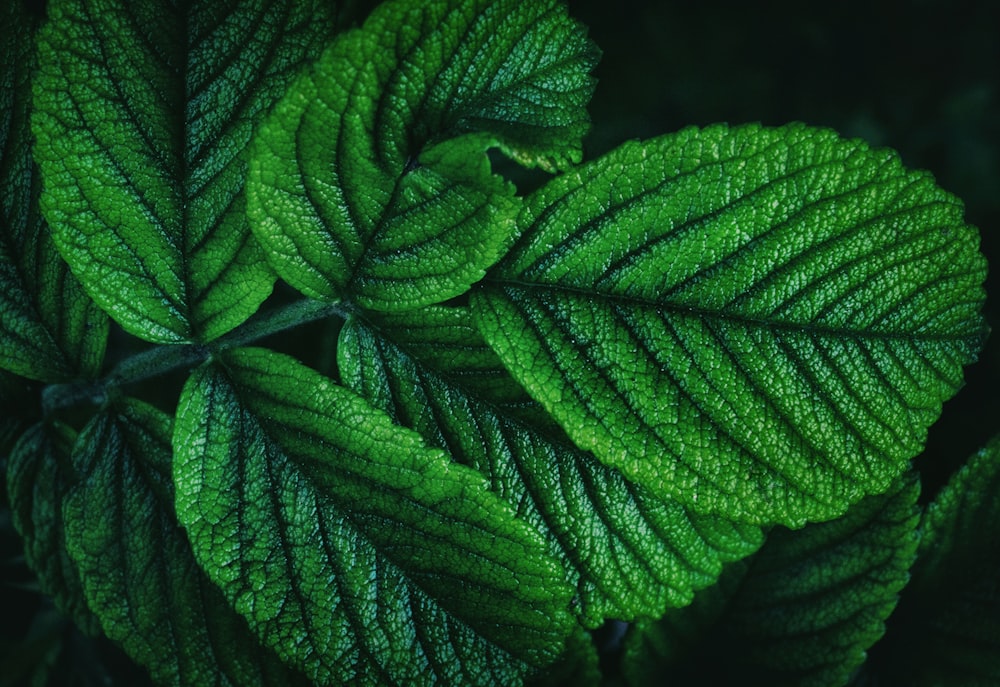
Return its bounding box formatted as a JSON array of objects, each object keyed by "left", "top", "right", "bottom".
[
  {"left": 6, "top": 422, "right": 100, "bottom": 636},
  {"left": 340, "top": 306, "right": 763, "bottom": 627},
  {"left": 246, "top": 0, "right": 598, "bottom": 309},
  {"left": 32, "top": 0, "right": 340, "bottom": 343},
  {"left": 623, "top": 473, "right": 920, "bottom": 687},
  {"left": 173, "top": 347, "right": 575, "bottom": 686},
  {"left": 1, "top": 0, "right": 107, "bottom": 381},
  {"left": 474, "top": 123, "right": 987, "bottom": 526},
  {"left": 63, "top": 397, "right": 309, "bottom": 687},
  {"left": 865, "top": 436, "right": 1000, "bottom": 686}
]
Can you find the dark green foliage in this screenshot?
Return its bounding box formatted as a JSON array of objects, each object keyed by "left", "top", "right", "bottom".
[{"left": 1, "top": 0, "right": 995, "bottom": 685}]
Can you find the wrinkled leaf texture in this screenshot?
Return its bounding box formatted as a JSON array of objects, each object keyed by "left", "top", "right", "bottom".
[
  {"left": 31, "top": 0, "right": 340, "bottom": 343},
  {"left": 173, "top": 348, "right": 575, "bottom": 686},
  {"left": 475, "top": 123, "right": 987, "bottom": 527}
]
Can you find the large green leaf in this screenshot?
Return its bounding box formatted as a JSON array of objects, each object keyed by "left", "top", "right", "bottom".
[
  {"left": 865, "top": 436, "right": 1000, "bottom": 686},
  {"left": 474, "top": 123, "right": 987, "bottom": 526},
  {"left": 623, "top": 473, "right": 920, "bottom": 687},
  {"left": 173, "top": 347, "right": 575, "bottom": 686},
  {"left": 6, "top": 422, "right": 99, "bottom": 636},
  {"left": 246, "top": 0, "right": 598, "bottom": 310},
  {"left": 63, "top": 397, "right": 309, "bottom": 687},
  {"left": 31, "top": 0, "right": 341, "bottom": 343},
  {"left": 339, "top": 306, "right": 763, "bottom": 628},
  {"left": 0, "top": 1, "right": 107, "bottom": 381}
]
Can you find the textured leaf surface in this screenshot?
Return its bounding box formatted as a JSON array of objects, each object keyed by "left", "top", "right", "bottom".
[
  {"left": 173, "top": 347, "right": 574, "bottom": 686},
  {"left": 6, "top": 423, "right": 100, "bottom": 636},
  {"left": 247, "top": 0, "right": 598, "bottom": 309},
  {"left": 340, "top": 306, "right": 763, "bottom": 627},
  {"left": 475, "top": 123, "right": 987, "bottom": 526},
  {"left": 624, "top": 473, "right": 920, "bottom": 687},
  {"left": 1, "top": 1, "right": 107, "bottom": 381},
  {"left": 869, "top": 436, "right": 1000, "bottom": 686},
  {"left": 64, "top": 398, "right": 309, "bottom": 687},
  {"left": 32, "top": 0, "right": 340, "bottom": 343}
]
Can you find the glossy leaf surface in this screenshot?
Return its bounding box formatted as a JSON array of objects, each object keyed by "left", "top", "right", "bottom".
[
  {"left": 247, "top": 0, "right": 598, "bottom": 310},
  {"left": 32, "top": 0, "right": 339, "bottom": 343},
  {"left": 475, "top": 123, "right": 987, "bottom": 526},
  {"left": 173, "top": 347, "right": 574, "bottom": 685}
]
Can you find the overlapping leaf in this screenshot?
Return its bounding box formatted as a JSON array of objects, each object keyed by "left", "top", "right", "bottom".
[
  {"left": 474, "top": 123, "right": 987, "bottom": 526},
  {"left": 339, "top": 306, "right": 763, "bottom": 628},
  {"left": 867, "top": 436, "right": 1000, "bottom": 686},
  {"left": 173, "top": 347, "right": 574, "bottom": 686},
  {"left": 31, "top": 0, "right": 341, "bottom": 343},
  {"left": 246, "top": 0, "right": 598, "bottom": 310},
  {"left": 623, "top": 473, "right": 920, "bottom": 686},
  {"left": 63, "top": 398, "right": 309, "bottom": 687},
  {"left": 6, "top": 422, "right": 100, "bottom": 636},
  {"left": 1, "top": 0, "right": 107, "bottom": 381}
]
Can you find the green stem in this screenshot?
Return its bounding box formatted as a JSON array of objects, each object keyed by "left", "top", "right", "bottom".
[{"left": 43, "top": 298, "right": 348, "bottom": 413}]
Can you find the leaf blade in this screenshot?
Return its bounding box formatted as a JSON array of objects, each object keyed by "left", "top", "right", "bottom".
[
  {"left": 246, "top": 0, "right": 598, "bottom": 309},
  {"left": 1, "top": 0, "right": 107, "bottom": 381},
  {"left": 31, "top": 0, "right": 339, "bottom": 343},
  {"left": 474, "top": 123, "right": 987, "bottom": 526},
  {"left": 173, "top": 347, "right": 575, "bottom": 685},
  {"left": 64, "top": 398, "right": 310, "bottom": 687}
]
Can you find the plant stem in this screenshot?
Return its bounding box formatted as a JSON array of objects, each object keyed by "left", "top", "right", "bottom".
[{"left": 43, "top": 298, "right": 347, "bottom": 413}]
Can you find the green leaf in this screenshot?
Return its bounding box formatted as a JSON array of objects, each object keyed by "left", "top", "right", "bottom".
[
  {"left": 173, "top": 347, "right": 575, "bottom": 686},
  {"left": 31, "top": 0, "right": 341, "bottom": 343},
  {"left": 246, "top": 0, "right": 598, "bottom": 309},
  {"left": 474, "top": 123, "right": 987, "bottom": 526},
  {"left": 1, "top": 1, "right": 107, "bottom": 381},
  {"left": 623, "top": 472, "right": 920, "bottom": 687},
  {"left": 6, "top": 422, "right": 100, "bottom": 636},
  {"left": 63, "top": 397, "right": 310, "bottom": 687},
  {"left": 866, "top": 436, "right": 1000, "bottom": 686},
  {"left": 339, "top": 306, "right": 763, "bottom": 627}
]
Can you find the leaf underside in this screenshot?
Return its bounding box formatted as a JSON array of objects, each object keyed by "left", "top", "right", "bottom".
[
  {"left": 32, "top": 0, "right": 339, "bottom": 343},
  {"left": 173, "top": 347, "right": 575, "bottom": 686},
  {"left": 475, "top": 122, "right": 987, "bottom": 526}
]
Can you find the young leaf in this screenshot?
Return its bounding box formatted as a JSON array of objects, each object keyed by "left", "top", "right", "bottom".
[
  {"left": 474, "top": 123, "right": 987, "bottom": 526},
  {"left": 1, "top": 0, "right": 107, "bottom": 381},
  {"left": 623, "top": 473, "right": 920, "bottom": 687},
  {"left": 339, "top": 306, "right": 763, "bottom": 627},
  {"left": 6, "top": 422, "right": 100, "bottom": 636},
  {"left": 63, "top": 397, "right": 310, "bottom": 687},
  {"left": 865, "top": 435, "right": 1000, "bottom": 685},
  {"left": 31, "top": 0, "right": 340, "bottom": 343},
  {"left": 173, "top": 347, "right": 575, "bottom": 686},
  {"left": 246, "top": 0, "right": 598, "bottom": 310}
]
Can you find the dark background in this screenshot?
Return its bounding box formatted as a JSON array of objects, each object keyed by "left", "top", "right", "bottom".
[{"left": 3, "top": 0, "right": 998, "bottom": 684}]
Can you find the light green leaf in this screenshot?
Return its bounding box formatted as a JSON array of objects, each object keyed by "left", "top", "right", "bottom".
[
  {"left": 246, "top": 0, "right": 598, "bottom": 309},
  {"left": 63, "top": 397, "right": 310, "bottom": 687},
  {"left": 866, "top": 435, "right": 1000, "bottom": 686},
  {"left": 31, "top": 0, "right": 341, "bottom": 343},
  {"left": 623, "top": 473, "right": 920, "bottom": 687},
  {"left": 6, "top": 422, "right": 100, "bottom": 636},
  {"left": 173, "top": 347, "right": 575, "bottom": 686},
  {"left": 339, "top": 306, "right": 763, "bottom": 628},
  {"left": 474, "top": 123, "right": 987, "bottom": 526},
  {"left": 1, "top": 1, "right": 107, "bottom": 381}
]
